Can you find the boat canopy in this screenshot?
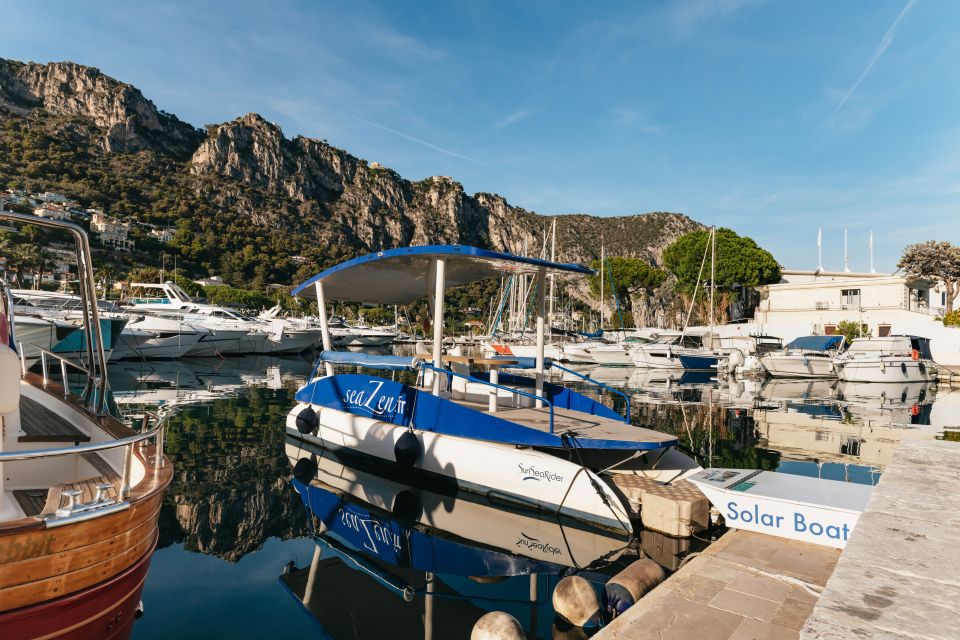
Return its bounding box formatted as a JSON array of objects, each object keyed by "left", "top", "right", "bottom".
[
  {"left": 786, "top": 335, "right": 844, "bottom": 351},
  {"left": 292, "top": 245, "right": 594, "bottom": 304},
  {"left": 317, "top": 350, "right": 420, "bottom": 371}
]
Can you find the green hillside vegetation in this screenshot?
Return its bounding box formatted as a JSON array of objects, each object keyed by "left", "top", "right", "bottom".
[{"left": 0, "top": 114, "right": 347, "bottom": 289}]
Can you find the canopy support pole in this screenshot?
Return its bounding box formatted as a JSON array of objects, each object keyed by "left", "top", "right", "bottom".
[
  {"left": 535, "top": 267, "right": 546, "bottom": 407},
  {"left": 430, "top": 258, "right": 446, "bottom": 396},
  {"left": 314, "top": 281, "right": 334, "bottom": 376}
]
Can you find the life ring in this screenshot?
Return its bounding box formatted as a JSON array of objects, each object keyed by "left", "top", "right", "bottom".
[{"left": 911, "top": 349, "right": 920, "bottom": 361}]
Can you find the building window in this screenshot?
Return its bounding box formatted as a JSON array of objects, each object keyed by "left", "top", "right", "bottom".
[
  {"left": 841, "top": 288, "right": 861, "bottom": 307},
  {"left": 824, "top": 324, "right": 837, "bottom": 335},
  {"left": 878, "top": 324, "right": 891, "bottom": 337}
]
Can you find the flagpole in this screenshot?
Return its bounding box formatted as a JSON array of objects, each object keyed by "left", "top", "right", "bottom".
[
  {"left": 844, "top": 229, "right": 850, "bottom": 273},
  {"left": 817, "top": 227, "right": 822, "bottom": 271}
]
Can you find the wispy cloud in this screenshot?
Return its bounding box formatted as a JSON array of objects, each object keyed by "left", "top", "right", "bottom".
[
  {"left": 362, "top": 26, "right": 446, "bottom": 61},
  {"left": 837, "top": 0, "right": 919, "bottom": 110},
  {"left": 610, "top": 107, "right": 663, "bottom": 134},
  {"left": 668, "top": 0, "right": 759, "bottom": 35},
  {"left": 494, "top": 108, "right": 532, "bottom": 130},
  {"left": 336, "top": 110, "right": 485, "bottom": 165}
]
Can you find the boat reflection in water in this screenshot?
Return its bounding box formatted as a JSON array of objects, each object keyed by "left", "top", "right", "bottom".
[{"left": 281, "top": 441, "right": 633, "bottom": 638}]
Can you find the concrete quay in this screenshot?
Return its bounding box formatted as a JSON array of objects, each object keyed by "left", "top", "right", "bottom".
[
  {"left": 595, "top": 437, "right": 960, "bottom": 640},
  {"left": 596, "top": 530, "right": 839, "bottom": 639},
  {"left": 801, "top": 438, "right": 960, "bottom": 639}
]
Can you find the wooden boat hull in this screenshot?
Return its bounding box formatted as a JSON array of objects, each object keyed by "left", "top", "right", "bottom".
[{"left": 0, "top": 539, "right": 155, "bottom": 640}]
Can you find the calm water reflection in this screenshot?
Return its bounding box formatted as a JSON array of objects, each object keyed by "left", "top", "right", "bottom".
[{"left": 116, "top": 353, "right": 956, "bottom": 638}]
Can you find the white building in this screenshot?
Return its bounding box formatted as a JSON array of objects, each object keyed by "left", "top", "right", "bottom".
[
  {"left": 90, "top": 212, "right": 134, "bottom": 251},
  {"left": 33, "top": 204, "right": 70, "bottom": 220},
  {"left": 148, "top": 227, "right": 175, "bottom": 243},
  {"left": 713, "top": 269, "right": 960, "bottom": 365}
]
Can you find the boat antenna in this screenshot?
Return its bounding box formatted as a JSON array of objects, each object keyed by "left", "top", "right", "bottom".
[{"left": 869, "top": 231, "right": 876, "bottom": 274}]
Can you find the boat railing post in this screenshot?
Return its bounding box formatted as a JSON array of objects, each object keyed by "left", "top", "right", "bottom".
[
  {"left": 60, "top": 359, "right": 68, "bottom": 398},
  {"left": 430, "top": 258, "right": 446, "bottom": 396},
  {"left": 314, "top": 281, "right": 334, "bottom": 377},
  {"left": 120, "top": 442, "right": 133, "bottom": 498},
  {"left": 18, "top": 342, "right": 26, "bottom": 376},
  {"left": 41, "top": 350, "right": 49, "bottom": 385},
  {"left": 535, "top": 267, "right": 546, "bottom": 408},
  {"left": 154, "top": 420, "right": 165, "bottom": 468}
]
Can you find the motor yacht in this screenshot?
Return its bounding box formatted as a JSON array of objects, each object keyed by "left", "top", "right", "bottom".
[
  {"left": 761, "top": 335, "right": 845, "bottom": 378},
  {"left": 834, "top": 335, "right": 938, "bottom": 383}
]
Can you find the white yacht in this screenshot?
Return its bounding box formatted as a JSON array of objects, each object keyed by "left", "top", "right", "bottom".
[
  {"left": 628, "top": 330, "right": 717, "bottom": 369},
  {"left": 126, "top": 282, "right": 314, "bottom": 354},
  {"left": 834, "top": 336, "right": 937, "bottom": 383},
  {"left": 587, "top": 335, "right": 653, "bottom": 366},
  {"left": 120, "top": 314, "right": 209, "bottom": 359},
  {"left": 9, "top": 291, "right": 127, "bottom": 363},
  {"left": 337, "top": 322, "right": 397, "bottom": 347},
  {"left": 760, "top": 335, "right": 845, "bottom": 379}
]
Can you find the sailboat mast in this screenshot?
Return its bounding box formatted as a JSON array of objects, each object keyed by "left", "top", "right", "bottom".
[
  {"left": 600, "top": 241, "right": 605, "bottom": 330},
  {"left": 549, "top": 218, "right": 556, "bottom": 332},
  {"left": 709, "top": 227, "right": 716, "bottom": 333}
]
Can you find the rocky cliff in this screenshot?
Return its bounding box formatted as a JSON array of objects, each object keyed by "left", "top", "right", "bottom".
[
  {"left": 0, "top": 58, "right": 202, "bottom": 158},
  {"left": 0, "top": 56, "right": 701, "bottom": 300}
]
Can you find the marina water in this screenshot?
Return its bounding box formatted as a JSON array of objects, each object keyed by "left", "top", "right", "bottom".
[{"left": 120, "top": 350, "right": 955, "bottom": 638}]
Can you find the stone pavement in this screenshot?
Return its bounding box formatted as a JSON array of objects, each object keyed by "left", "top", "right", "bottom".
[
  {"left": 801, "top": 438, "right": 960, "bottom": 640},
  {"left": 597, "top": 530, "right": 839, "bottom": 640}
]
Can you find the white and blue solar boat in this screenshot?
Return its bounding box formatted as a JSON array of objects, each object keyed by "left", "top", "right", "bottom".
[{"left": 285, "top": 246, "right": 699, "bottom": 532}]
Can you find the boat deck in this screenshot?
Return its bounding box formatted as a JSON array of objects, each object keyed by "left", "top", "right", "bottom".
[
  {"left": 496, "top": 406, "right": 675, "bottom": 444},
  {"left": 18, "top": 395, "right": 90, "bottom": 443},
  {"left": 450, "top": 395, "right": 676, "bottom": 446}
]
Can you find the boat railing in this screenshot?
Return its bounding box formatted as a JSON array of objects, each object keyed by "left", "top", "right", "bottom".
[
  {"left": 0, "top": 409, "right": 167, "bottom": 526},
  {"left": 551, "top": 363, "right": 632, "bottom": 423},
  {"left": 19, "top": 340, "right": 107, "bottom": 415},
  {"left": 419, "top": 362, "right": 555, "bottom": 433}
]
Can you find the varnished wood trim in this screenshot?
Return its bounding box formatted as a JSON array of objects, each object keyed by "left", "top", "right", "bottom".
[
  {"left": 0, "top": 493, "right": 163, "bottom": 561},
  {"left": 0, "top": 503, "right": 160, "bottom": 590},
  {"left": 0, "top": 528, "right": 158, "bottom": 612}
]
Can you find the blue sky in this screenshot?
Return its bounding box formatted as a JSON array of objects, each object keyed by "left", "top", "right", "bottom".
[{"left": 2, "top": 0, "right": 958, "bottom": 271}]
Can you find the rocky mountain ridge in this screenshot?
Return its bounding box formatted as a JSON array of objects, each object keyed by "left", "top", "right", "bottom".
[{"left": 0, "top": 56, "right": 701, "bottom": 296}]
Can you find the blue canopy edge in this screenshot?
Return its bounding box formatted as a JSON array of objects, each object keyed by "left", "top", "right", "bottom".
[
  {"left": 292, "top": 245, "right": 595, "bottom": 303},
  {"left": 318, "top": 350, "right": 420, "bottom": 371},
  {"left": 786, "top": 336, "right": 845, "bottom": 351}
]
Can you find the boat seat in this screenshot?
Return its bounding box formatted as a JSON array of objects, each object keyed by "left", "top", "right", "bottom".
[{"left": 17, "top": 395, "right": 91, "bottom": 443}]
